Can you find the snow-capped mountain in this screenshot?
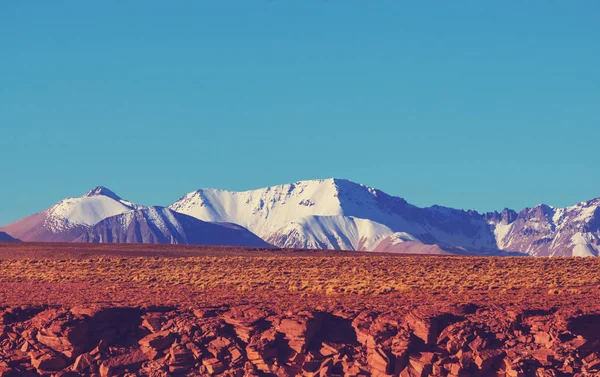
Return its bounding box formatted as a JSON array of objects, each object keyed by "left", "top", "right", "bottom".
[
  {"left": 0, "top": 186, "right": 141, "bottom": 242},
  {"left": 4, "top": 179, "right": 600, "bottom": 256},
  {"left": 485, "top": 198, "right": 600, "bottom": 256},
  {"left": 169, "top": 178, "right": 499, "bottom": 253},
  {"left": 76, "top": 206, "right": 270, "bottom": 247},
  {"left": 0, "top": 231, "right": 20, "bottom": 242}
]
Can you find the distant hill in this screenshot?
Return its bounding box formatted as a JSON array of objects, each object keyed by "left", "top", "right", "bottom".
[{"left": 0, "top": 231, "right": 20, "bottom": 242}]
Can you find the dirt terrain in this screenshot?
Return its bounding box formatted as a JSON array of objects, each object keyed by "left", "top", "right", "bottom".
[{"left": 1, "top": 243, "right": 600, "bottom": 377}]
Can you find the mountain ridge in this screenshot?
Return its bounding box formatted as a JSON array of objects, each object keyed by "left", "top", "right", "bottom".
[
  {"left": 169, "top": 178, "right": 499, "bottom": 253},
  {"left": 76, "top": 206, "right": 270, "bottom": 247},
  {"left": 3, "top": 178, "right": 600, "bottom": 256}
]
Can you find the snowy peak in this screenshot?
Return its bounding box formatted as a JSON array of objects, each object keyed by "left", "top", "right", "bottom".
[
  {"left": 45, "top": 193, "right": 137, "bottom": 228},
  {"left": 169, "top": 179, "right": 349, "bottom": 237},
  {"left": 6, "top": 178, "right": 600, "bottom": 256},
  {"left": 0, "top": 186, "right": 142, "bottom": 242},
  {"left": 170, "top": 178, "right": 498, "bottom": 253},
  {"left": 84, "top": 186, "right": 122, "bottom": 200},
  {"left": 170, "top": 178, "right": 409, "bottom": 239}
]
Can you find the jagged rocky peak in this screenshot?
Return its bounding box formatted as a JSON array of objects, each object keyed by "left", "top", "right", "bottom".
[
  {"left": 84, "top": 186, "right": 122, "bottom": 201},
  {"left": 517, "top": 204, "right": 555, "bottom": 223},
  {"left": 484, "top": 208, "right": 518, "bottom": 225}
]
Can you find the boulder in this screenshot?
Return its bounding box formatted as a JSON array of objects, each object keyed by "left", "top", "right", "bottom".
[{"left": 138, "top": 331, "right": 174, "bottom": 358}]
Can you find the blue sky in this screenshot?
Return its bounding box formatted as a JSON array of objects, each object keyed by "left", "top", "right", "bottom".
[{"left": 1, "top": 1, "right": 599, "bottom": 225}]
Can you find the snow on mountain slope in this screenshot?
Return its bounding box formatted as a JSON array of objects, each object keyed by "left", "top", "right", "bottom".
[
  {"left": 266, "top": 215, "right": 394, "bottom": 250},
  {"left": 169, "top": 179, "right": 348, "bottom": 238},
  {"left": 0, "top": 186, "right": 140, "bottom": 242},
  {"left": 485, "top": 199, "right": 600, "bottom": 256},
  {"left": 76, "top": 206, "right": 271, "bottom": 247},
  {"left": 170, "top": 178, "right": 499, "bottom": 252},
  {"left": 6, "top": 178, "right": 600, "bottom": 255}
]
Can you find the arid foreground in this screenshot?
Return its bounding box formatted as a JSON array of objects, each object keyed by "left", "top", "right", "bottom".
[{"left": 1, "top": 244, "right": 600, "bottom": 377}]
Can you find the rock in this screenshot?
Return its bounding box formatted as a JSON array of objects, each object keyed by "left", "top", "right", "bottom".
[
  {"left": 276, "top": 314, "right": 318, "bottom": 354},
  {"left": 446, "top": 362, "right": 462, "bottom": 375},
  {"left": 342, "top": 359, "right": 367, "bottom": 377},
  {"left": 168, "top": 344, "right": 193, "bottom": 373},
  {"left": 141, "top": 313, "right": 163, "bottom": 333},
  {"left": 0, "top": 362, "right": 12, "bottom": 377},
  {"left": 474, "top": 349, "right": 505, "bottom": 371},
  {"left": 392, "top": 332, "right": 410, "bottom": 373},
  {"left": 229, "top": 345, "right": 245, "bottom": 365},
  {"left": 193, "top": 308, "right": 218, "bottom": 319},
  {"left": 31, "top": 309, "right": 89, "bottom": 359},
  {"left": 185, "top": 342, "right": 203, "bottom": 360},
  {"left": 0, "top": 305, "right": 599, "bottom": 377},
  {"left": 399, "top": 365, "right": 425, "bottom": 377},
  {"left": 583, "top": 352, "right": 600, "bottom": 370},
  {"left": 533, "top": 332, "right": 552, "bottom": 346},
  {"left": 531, "top": 349, "right": 555, "bottom": 367},
  {"left": 245, "top": 345, "right": 271, "bottom": 373},
  {"left": 207, "top": 336, "right": 232, "bottom": 359},
  {"left": 29, "top": 350, "right": 67, "bottom": 372},
  {"left": 202, "top": 357, "right": 225, "bottom": 375},
  {"left": 222, "top": 306, "right": 270, "bottom": 343},
  {"left": 138, "top": 331, "right": 174, "bottom": 358},
  {"left": 36, "top": 325, "right": 88, "bottom": 358},
  {"left": 456, "top": 349, "right": 474, "bottom": 370},
  {"left": 99, "top": 362, "right": 113, "bottom": 377},
  {"left": 20, "top": 341, "right": 30, "bottom": 353},
  {"left": 72, "top": 353, "right": 94, "bottom": 372},
  {"left": 406, "top": 311, "right": 438, "bottom": 345},
  {"left": 318, "top": 342, "right": 338, "bottom": 358},
  {"left": 408, "top": 352, "right": 435, "bottom": 376},
  {"left": 468, "top": 335, "right": 487, "bottom": 352},
  {"left": 103, "top": 348, "right": 147, "bottom": 370},
  {"left": 367, "top": 347, "right": 393, "bottom": 375}
]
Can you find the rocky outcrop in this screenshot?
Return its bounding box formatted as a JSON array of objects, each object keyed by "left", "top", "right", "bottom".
[{"left": 0, "top": 305, "right": 599, "bottom": 376}]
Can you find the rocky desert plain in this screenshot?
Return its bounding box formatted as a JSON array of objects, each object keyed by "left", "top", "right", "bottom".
[{"left": 1, "top": 243, "right": 600, "bottom": 377}]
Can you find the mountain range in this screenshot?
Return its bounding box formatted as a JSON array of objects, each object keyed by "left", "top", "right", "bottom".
[{"left": 1, "top": 178, "right": 599, "bottom": 256}]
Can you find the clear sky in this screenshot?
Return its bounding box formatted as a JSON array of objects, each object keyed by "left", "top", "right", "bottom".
[{"left": 1, "top": 1, "right": 599, "bottom": 225}]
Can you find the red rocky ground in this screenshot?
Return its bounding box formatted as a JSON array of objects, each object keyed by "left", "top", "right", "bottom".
[{"left": 1, "top": 243, "right": 600, "bottom": 377}]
